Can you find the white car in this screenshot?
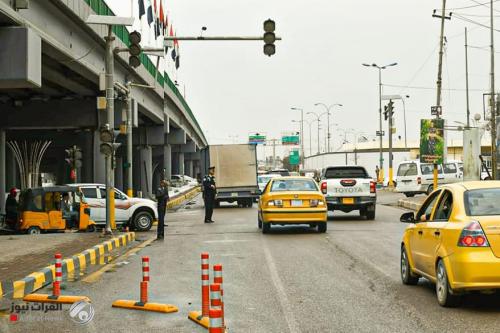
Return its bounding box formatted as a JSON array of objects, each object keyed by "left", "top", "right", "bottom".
[
  {"left": 258, "top": 174, "right": 281, "bottom": 193},
  {"left": 68, "top": 184, "right": 158, "bottom": 231},
  {"left": 395, "top": 160, "right": 463, "bottom": 197},
  {"left": 171, "top": 175, "right": 199, "bottom": 187}
]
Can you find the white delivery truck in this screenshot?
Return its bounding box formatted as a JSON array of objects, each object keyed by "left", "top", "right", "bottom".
[{"left": 209, "top": 144, "right": 260, "bottom": 208}]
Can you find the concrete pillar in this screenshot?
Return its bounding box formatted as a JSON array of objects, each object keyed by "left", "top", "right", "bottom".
[
  {"left": 6, "top": 148, "right": 16, "bottom": 189},
  {"left": 178, "top": 152, "right": 185, "bottom": 176},
  {"left": 164, "top": 144, "right": 172, "bottom": 180},
  {"left": 0, "top": 130, "right": 5, "bottom": 214},
  {"left": 140, "top": 146, "right": 153, "bottom": 198},
  {"left": 185, "top": 159, "right": 194, "bottom": 178},
  {"left": 115, "top": 156, "right": 123, "bottom": 191},
  {"left": 93, "top": 130, "right": 105, "bottom": 184}
]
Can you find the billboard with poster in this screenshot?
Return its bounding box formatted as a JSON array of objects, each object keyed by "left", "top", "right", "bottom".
[{"left": 420, "top": 119, "right": 446, "bottom": 164}]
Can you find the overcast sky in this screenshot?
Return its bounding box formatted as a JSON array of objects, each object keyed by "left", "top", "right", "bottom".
[{"left": 105, "top": 0, "right": 499, "bottom": 157}]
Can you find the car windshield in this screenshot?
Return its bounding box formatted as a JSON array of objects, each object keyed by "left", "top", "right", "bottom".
[
  {"left": 270, "top": 179, "right": 318, "bottom": 192},
  {"left": 464, "top": 188, "right": 500, "bottom": 216},
  {"left": 324, "top": 167, "right": 368, "bottom": 179},
  {"left": 397, "top": 163, "right": 418, "bottom": 176}
]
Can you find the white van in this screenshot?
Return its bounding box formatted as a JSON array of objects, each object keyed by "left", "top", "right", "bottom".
[{"left": 395, "top": 160, "right": 463, "bottom": 197}]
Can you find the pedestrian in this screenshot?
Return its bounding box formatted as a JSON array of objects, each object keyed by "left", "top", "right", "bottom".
[
  {"left": 155, "top": 179, "right": 169, "bottom": 240},
  {"left": 5, "top": 188, "right": 18, "bottom": 228},
  {"left": 375, "top": 165, "right": 380, "bottom": 182},
  {"left": 203, "top": 166, "right": 216, "bottom": 223}
]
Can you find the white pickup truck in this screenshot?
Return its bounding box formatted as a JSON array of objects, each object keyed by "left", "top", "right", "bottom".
[{"left": 320, "top": 166, "right": 377, "bottom": 220}]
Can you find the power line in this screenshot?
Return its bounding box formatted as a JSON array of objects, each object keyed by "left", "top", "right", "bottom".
[
  {"left": 438, "top": 0, "right": 500, "bottom": 11},
  {"left": 385, "top": 83, "right": 488, "bottom": 92}
]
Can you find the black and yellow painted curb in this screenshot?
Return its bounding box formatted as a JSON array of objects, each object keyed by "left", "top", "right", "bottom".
[
  {"left": 167, "top": 186, "right": 201, "bottom": 209},
  {"left": 0, "top": 232, "right": 136, "bottom": 300}
]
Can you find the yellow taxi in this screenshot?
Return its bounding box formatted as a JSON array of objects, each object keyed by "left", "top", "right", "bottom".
[
  {"left": 400, "top": 181, "right": 500, "bottom": 307},
  {"left": 258, "top": 177, "right": 327, "bottom": 234}
]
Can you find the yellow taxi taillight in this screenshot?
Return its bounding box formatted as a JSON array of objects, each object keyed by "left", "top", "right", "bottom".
[
  {"left": 268, "top": 199, "right": 283, "bottom": 207},
  {"left": 310, "top": 199, "right": 319, "bottom": 207}
]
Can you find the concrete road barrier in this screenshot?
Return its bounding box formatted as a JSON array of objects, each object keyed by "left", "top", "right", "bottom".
[
  {"left": 398, "top": 199, "right": 422, "bottom": 211},
  {"left": 0, "top": 232, "right": 135, "bottom": 300}
]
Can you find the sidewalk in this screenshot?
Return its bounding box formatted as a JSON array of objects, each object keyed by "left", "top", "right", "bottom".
[{"left": 397, "top": 196, "right": 426, "bottom": 211}]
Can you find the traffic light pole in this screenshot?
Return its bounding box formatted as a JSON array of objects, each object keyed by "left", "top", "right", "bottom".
[
  {"left": 388, "top": 101, "right": 394, "bottom": 188},
  {"left": 105, "top": 26, "right": 116, "bottom": 235},
  {"left": 126, "top": 82, "right": 133, "bottom": 197},
  {"left": 378, "top": 68, "right": 384, "bottom": 184}
]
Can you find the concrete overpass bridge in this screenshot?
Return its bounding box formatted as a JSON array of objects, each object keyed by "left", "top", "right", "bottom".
[{"left": 0, "top": 0, "right": 208, "bottom": 209}]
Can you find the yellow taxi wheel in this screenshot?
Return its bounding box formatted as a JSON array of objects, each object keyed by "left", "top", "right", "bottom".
[
  {"left": 400, "top": 246, "right": 419, "bottom": 285},
  {"left": 318, "top": 223, "right": 327, "bottom": 233},
  {"left": 262, "top": 222, "right": 271, "bottom": 234},
  {"left": 258, "top": 214, "right": 262, "bottom": 229},
  {"left": 27, "top": 226, "right": 41, "bottom": 235},
  {"left": 87, "top": 225, "right": 96, "bottom": 233},
  {"left": 436, "top": 260, "right": 461, "bottom": 307}
]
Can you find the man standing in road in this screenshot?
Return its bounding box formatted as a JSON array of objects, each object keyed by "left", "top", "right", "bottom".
[
  {"left": 155, "top": 179, "right": 169, "bottom": 240},
  {"left": 203, "top": 167, "right": 216, "bottom": 223}
]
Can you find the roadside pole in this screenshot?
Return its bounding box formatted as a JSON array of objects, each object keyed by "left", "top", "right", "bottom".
[
  {"left": 126, "top": 81, "right": 133, "bottom": 197},
  {"left": 432, "top": 0, "right": 451, "bottom": 190},
  {"left": 378, "top": 67, "right": 384, "bottom": 184},
  {"left": 105, "top": 26, "right": 116, "bottom": 235},
  {"left": 388, "top": 101, "right": 394, "bottom": 188},
  {"left": 490, "top": 0, "right": 498, "bottom": 180}
]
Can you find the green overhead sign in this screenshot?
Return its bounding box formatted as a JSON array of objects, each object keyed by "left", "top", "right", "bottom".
[
  {"left": 289, "top": 150, "right": 300, "bottom": 165},
  {"left": 282, "top": 135, "right": 300, "bottom": 145}
]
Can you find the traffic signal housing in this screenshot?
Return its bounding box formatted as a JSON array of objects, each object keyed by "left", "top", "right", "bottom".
[
  {"left": 263, "top": 19, "right": 276, "bottom": 57},
  {"left": 129, "top": 30, "right": 142, "bottom": 68}
]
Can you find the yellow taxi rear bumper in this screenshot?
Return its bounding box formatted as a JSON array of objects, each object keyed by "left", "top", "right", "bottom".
[
  {"left": 445, "top": 249, "right": 500, "bottom": 290},
  {"left": 262, "top": 208, "right": 327, "bottom": 223}
]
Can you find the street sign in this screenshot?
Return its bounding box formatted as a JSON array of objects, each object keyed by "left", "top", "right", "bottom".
[
  {"left": 382, "top": 95, "right": 402, "bottom": 101},
  {"left": 431, "top": 105, "right": 442, "bottom": 116},
  {"left": 376, "top": 130, "right": 385, "bottom": 136},
  {"left": 289, "top": 150, "right": 300, "bottom": 165},
  {"left": 420, "top": 118, "right": 446, "bottom": 164},
  {"left": 282, "top": 132, "right": 300, "bottom": 145},
  {"left": 249, "top": 133, "right": 266, "bottom": 144}
]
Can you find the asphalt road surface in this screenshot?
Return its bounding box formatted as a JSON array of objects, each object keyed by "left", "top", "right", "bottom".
[{"left": 2, "top": 192, "right": 500, "bottom": 333}]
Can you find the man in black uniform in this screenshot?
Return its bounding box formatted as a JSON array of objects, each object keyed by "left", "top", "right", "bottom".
[
  {"left": 155, "top": 179, "right": 169, "bottom": 239},
  {"left": 203, "top": 167, "right": 216, "bottom": 223}
]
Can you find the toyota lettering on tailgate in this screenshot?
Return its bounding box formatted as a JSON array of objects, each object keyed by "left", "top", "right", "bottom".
[{"left": 333, "top": 187, "right": 363, "bottom": 193}]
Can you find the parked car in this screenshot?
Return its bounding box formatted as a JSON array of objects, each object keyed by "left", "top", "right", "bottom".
[
  {"left": 320, "top": 166, "right": 377, "bottom": 220},
  {"left": 68, "top": 184, "right": 158, "bottom": 231},
  {"left": 258, "top": 177, "right": 327, "bottom": 233},
  {"left": 171, "top": 174, "right": 199, "bottom": 187},
  {"left": 395, "top": 160, "right": 463, "bottom": 197},
  {"left": 400, "top": 181, "right": 500, "bottom": 307}
]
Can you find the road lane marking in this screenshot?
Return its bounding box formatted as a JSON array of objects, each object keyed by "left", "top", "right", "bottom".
[
  {"left": 203, "top": 240, "right": 251, "bottom": 244},
  {"left": 262, "top": 240, "right": 301, "bottom": 333}
]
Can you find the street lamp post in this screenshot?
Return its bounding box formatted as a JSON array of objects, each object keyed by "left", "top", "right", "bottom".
[
  {"left": 362, "top": 62, "right": 398, "bottom": 184},
  {"left": 314, "top": 103, "right": 343, "bottom": 153},
  {"left": 291, "top": 107, "right": 304, "bottom": 167},
  {"left": 293, "top": 119, "right": 313, "bottom": 156},
  {"left": 307, "top": 111, "right": 329, "bottom": 155},
  {"left": 401, "top": 95, "right": 410, "bottom": 148}
]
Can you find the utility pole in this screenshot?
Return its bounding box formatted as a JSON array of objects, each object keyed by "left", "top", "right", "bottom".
[
  {"left": 432, "top": 0, "right": 451, "bottom": 190},
  {"left": 126, "top": 81, "right": 133, "bottom": 197},
  {"left": 104, "top": 26, "right": 115, "bottom": 235},
  {"left": 387, "top": 101, "right": 395, "bottom": 187},
  {"left": 465, "top": 27, "right": 471, "bottom": 128},
  {"left": 490, "top": 0, "right": 498, "bottom": 180}
]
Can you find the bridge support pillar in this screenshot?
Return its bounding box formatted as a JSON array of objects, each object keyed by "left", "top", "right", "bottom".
[
  {"left": 139, "top": 146, "right": 153, "bottom": 198},
  {"left": 0, "top": 129, "right": 5, "bottom": 214},
  {"left": 93, "top": 130, "right": 106, "bottom": 184},
  {"left": 185, "top": 159, "right": 194, "bottom": 178},
  {"left": 178, "top": 152, "right": 185, "bottom": 176},
  {"left": 164, "top": 144, "right": 172, "bottom": 180}
]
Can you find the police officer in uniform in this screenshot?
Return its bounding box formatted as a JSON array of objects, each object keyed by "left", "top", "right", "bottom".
[
  {"left": 155, "top": 179, "right": 169, "bottom": 239},
  {"left": 203, "top": 167, "right": 216, "bottom": 223}
]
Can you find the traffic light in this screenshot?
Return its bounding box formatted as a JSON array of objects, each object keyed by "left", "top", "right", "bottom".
[
  {"left": 384, "top": 101, "right": 395, "bottom": 121},
  {"left": 383, "top": 105, "right": 389, "bottom": 121},
  {"left": 65, "top": 146, "right": 83, "bottom": 168},
  {"left": 129, "top": 30, "right": 142, "bottom": 68},
  {"left": 100, "top": 125, "right": 122, "bottom": 168},
  {"left": 263, "top": 19, "right": 276, "bottom": 57},
  {"left": 65, "top": 148, "right": 74, "bottom": 167}
]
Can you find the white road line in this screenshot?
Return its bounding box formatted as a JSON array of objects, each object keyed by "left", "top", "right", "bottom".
[
  {"left": 262, "top": 240, "right": 301, "bottom": 333},
  {"left": 203, "top": 240, "right": 251, "bottom": 244}
]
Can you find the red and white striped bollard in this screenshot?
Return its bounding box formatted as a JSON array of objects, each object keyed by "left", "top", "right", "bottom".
[
  {"left": 53, "top": 253, "right": 62, "bottom": 297},
  {"left": 209, "top": 308, "right": 223, "bottom": 333},
  {"left": 213, "top": 264, "right": 224, "bottom": 327},
  {"left": 201, "top": 253, "right": 210, "bottom": 317}
]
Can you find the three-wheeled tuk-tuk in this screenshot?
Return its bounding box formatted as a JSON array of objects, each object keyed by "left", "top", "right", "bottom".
[{"left": 15, "top": 186, "right": 96, "bottom": 234}]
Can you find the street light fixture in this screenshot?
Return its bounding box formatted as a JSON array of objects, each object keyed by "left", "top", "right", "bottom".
[
  {"left": 362, "top": 61, "right": 398, "bottom": 184},
  {"left": 314, "top": 103, "right": 343, "bottom": 153},
  {"left": 307, "top": 111, "right": 328, "bottom": 154}
]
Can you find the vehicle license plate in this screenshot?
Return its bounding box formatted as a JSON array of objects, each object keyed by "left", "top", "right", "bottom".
[
  {"left": 343, "top": 197, "right": 354, "bottom": 204},
  {"left": 291, "top": 200, "right": 302, "bottom": 207},
  {"left": 231, "top": 192, "right": 238, "bottom": 197}
]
